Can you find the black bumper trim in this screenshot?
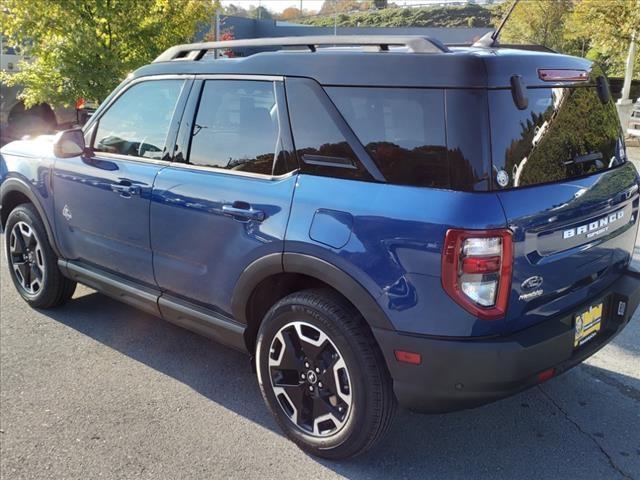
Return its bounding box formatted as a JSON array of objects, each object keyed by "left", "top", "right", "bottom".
[{"left": 372, "top": 271, "right": 640, "bottom": 413}]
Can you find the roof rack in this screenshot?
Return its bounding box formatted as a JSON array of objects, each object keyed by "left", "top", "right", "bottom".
[{"left": 153, "top": 35, "right": 449, "bottom": 63}]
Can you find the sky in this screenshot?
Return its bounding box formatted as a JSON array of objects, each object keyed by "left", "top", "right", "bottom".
[{"left": 220, "top": 1, "right": 457, "bottom": 14}]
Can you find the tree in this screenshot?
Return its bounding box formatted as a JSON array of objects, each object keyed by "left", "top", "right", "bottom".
[
  {"left": 566, "top": 0, "right": 639, "bottom": 79},
  {"left": 0, "top": 0, "right": 215, "bottom": 107},
  {"left": 373, "top": 0, "right": 388, "bottom": 9},
  {"left": 493, "top": 0, "right": 573, "bottom": 51},
  {"left": 280, "top": 7, "right": 302, "bottom": 20}
]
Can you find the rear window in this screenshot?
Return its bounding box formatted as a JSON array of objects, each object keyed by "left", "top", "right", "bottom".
[{"left": 489, "top": 86, "right": 625, "bottom": 189}]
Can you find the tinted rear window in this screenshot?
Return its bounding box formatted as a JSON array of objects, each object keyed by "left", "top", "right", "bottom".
[
  {"left": 489, "top": 86, "right": 625, "bottom": 189},
  {"left": 326, "top": 87, "right": 449, "bottom": 188}
]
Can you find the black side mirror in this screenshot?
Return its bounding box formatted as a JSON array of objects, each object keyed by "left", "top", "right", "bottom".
[{"left": 53, "top": 129, "right": 86, "bottom": 158}]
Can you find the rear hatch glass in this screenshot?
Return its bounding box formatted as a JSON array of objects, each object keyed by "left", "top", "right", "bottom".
[{"left": 490, "top": 85, "right": 626, "bottom": 189}]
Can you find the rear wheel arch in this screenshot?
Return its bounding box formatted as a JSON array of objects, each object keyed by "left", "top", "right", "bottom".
[
  {"left": 1, "top": 178, "right": 61, "bottom": 257},
  {"left": 232, "top": 252, "right": 394, "bottom": 352}
]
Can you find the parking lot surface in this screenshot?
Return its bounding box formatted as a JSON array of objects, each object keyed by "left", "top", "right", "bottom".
[{"left": 1, "top": 153, "right": 639, "bottom": 479}]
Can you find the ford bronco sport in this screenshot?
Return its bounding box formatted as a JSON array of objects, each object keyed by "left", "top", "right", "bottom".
[{"left": 1, "top": 36, "right": 639, "bottom": 460}]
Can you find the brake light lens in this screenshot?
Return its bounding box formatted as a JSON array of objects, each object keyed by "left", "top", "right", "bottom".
[
  {"left": 538, "top": 69, "right": 589, "bottom": 82},
  {"left": 441, "top": 229, "right": 513, "bottom": 320}
]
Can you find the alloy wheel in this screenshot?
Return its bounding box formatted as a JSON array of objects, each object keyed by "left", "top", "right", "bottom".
[
  {"left": 268, "top": 321, "right": 353, "bottom": 438},
  {"left": 9, "top": 221, "right": 46, "bottom": 295}
]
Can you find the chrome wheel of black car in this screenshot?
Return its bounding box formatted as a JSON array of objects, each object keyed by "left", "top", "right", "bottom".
[
  {"left": 9, "top": 221, "right": 46, "bottom": 295},
  {"left": 268, "top": 321, "right": 353, "bottom": 438}
]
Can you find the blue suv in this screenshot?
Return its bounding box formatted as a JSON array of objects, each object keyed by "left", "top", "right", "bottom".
[{"left": 2, "top": 36, "right": 639, "bottom": 459}]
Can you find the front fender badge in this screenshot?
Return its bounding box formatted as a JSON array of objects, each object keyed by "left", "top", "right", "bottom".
[{"left": 62, "top": 205, "right": 72, "bottom": 221}]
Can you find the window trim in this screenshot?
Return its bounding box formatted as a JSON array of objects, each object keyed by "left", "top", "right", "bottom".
[
  {"left": 86, "top": 75, "right": 194, "bottom": 166},
  {"left": 170, "top": 74, "right": 297, "bottom": 181}
]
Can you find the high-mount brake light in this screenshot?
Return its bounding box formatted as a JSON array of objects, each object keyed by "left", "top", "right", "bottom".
[
  {"left": 538, "top": 69, "right": 589, "bottom": 82},
  {"left": 441, "top": 229, "right": 513, "bottom": 320}
]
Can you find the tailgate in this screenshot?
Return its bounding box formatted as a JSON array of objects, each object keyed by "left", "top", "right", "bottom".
[{"left": 489, "top": 82, "right": 640, "bottom": 332}]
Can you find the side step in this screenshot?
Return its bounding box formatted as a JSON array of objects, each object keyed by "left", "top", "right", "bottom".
[{"left": 59, "top": 260, "right": 247, "bottom": 352}]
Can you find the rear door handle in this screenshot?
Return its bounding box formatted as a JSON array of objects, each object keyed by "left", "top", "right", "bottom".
[{"left": 222, "top": 202, "right": 265, "bottom": 222}]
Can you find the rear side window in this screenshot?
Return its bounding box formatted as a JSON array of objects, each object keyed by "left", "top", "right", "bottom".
[
  {"left": 286, "top": 79, "right": 371, "bottom": 181},
  {"left": 490, "top": 86, "right": 625, "bottom": 189},
  {"left": 326, "top": 87, "right": 449, "bottom": 188},
  {"left": 93, "top": 80, "right": 184, "bottom": 160},
  {"left": 188, "top": 80, "right": 281, "bottom": 175}
]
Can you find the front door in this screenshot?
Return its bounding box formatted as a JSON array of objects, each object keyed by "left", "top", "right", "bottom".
[
  {"left": 150, "top": 78, "right": 298, "bottom": 314},
  {"left": 53, "top": 78, "right": 188, "bottom": 285}
]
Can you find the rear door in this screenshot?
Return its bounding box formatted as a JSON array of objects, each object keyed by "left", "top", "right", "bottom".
[
  {"left": 490, "top": 84, "right": 640, "bottom": 332},
  {"left": 53, "top": 78, "right": 188, "bottom": 285},
  {"left": 150, "top": 77, "right": 297, "bottom": 315}
]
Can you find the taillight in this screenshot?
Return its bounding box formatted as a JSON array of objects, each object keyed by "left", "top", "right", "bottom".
[{"left": 441, "top": 229, "right": 513, "bottom": 320}]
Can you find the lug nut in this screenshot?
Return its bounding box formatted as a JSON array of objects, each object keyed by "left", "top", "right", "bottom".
[
  {"left": 309, "top": 386, "right": 314, "bottom": 391},
  {"left": 301, "top": 373, "right": 306, "bottom": 379},
  {"left": 315, "top": 368, "right": 320, "bottom": 373},
  {"left": 304, "top": 362, "right": 310, "bottom": 368},
  {"left": 318, "top": 382, "right": 323, "bottom": 388}
]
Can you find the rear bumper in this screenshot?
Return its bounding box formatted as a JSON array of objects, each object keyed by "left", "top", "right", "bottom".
[{"left": 372, "top": 270, "right": 640, "bottom": 413}]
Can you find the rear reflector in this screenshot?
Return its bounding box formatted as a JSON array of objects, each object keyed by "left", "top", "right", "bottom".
[
  {"left": 537, "top": 368, "right": 556, "bottom": 383},
  {"left": 394, "top": 350, "right": 422, "bottom": 365},
  {"left": 538, "top": 69, "right": 589, "bottom": 82}
]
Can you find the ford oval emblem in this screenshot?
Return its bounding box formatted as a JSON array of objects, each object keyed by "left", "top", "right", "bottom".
[{"left": 521, "top": 276, "right": 544, "bottom": 290}]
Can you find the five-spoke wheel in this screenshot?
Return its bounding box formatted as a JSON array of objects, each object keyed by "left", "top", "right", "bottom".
[
  {"left": 9, "top": 221, "right": 46, "bottom": 295},
  {"left": 269, "top": 321, "right": 352, "bottom": 437}
]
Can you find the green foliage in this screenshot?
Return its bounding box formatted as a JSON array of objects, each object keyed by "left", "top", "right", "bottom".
[
  {"left": 566, "top": 0, "right": 640, "bottom": 79},
  {"left": 496, "top": 0, "right": 638, "bottom": 79},
  {"left": 1, "top": 0, "right": 215, "bottom": 107},
  {"left": 298, "top": 4, "right": 494, "bottom": 28},
  {"left": 494, "top": 0, "right": 573, "bottom": 51}
]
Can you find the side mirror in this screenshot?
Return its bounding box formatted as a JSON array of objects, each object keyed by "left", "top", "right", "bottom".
[{"left": 53, "top": 129, "right": 87, "bottom": 158}]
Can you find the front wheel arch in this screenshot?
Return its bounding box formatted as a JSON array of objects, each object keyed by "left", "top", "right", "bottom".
[{"left": 1, "top": 178, "right": 61, "bottom": 257}]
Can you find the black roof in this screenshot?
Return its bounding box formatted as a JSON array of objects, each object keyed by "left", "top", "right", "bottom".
[{"left": 134, "top": 40, "right": 594, "bottom": 89}]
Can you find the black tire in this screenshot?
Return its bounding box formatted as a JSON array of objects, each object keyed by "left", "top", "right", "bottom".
[
  {"left": 256, "top": 288, "right": 396, "bottom": 459},
  {"left": 4, "top": 204, "right": 76, "bottom": 308}
]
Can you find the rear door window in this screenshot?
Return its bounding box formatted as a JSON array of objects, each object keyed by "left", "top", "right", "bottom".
[
  {"left": 188, "top": 80, "right": 283, "bottom": 175},
  {"left": 489, "top": 86, "right": 625, "bottom": 189}
]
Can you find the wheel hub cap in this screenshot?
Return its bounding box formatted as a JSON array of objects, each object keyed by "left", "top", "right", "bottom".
[{"left": 268, "top": 321, "right": 353, "bottom": 438}]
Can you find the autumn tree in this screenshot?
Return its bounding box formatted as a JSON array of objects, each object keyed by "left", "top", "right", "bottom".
[
  {"left": 280, "top": 7, "right": 302, "bottom": 20},
  {"left": 0, "top": 0, "right": 215, "bottom": 107}
]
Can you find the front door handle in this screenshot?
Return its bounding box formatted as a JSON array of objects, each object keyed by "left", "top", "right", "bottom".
[
  {"left": 111, "top": 182, "right": 141, "bottom": 197},
  {"left": 222, "top": 202, "right": 265, "bottom": 222}
]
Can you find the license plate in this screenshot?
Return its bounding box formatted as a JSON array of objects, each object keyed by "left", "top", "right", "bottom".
[{"left": 574, "top": 301, "right": 603, "bottom": 348}]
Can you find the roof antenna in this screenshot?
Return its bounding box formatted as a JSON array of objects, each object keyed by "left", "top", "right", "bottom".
[{"left": 473, "top": 0, "right": 520, "bottom": 48}]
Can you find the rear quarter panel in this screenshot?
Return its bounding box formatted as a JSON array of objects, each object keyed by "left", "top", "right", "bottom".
[{"left": 285, "top": 174, "right": 508, "bottom": 337}]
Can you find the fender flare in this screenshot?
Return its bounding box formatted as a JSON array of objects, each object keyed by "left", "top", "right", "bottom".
[
  {"left": 231, "top": 252, "right": 394, "bottom": 331},
  {"left": 0, "top": 177, "right": 62, "bottom": 257}
]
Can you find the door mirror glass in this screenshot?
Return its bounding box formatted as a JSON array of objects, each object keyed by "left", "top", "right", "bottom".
[{"left": 53, "top": 129, "right": 86, "bottom": 158}]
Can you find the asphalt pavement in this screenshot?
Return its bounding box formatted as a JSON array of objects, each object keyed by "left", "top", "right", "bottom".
[{"left": 1, "top": 154, "right": 639, "bottom": 479}]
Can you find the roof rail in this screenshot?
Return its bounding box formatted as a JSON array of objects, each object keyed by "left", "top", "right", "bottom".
[{"left": 153, "top": 35, "right": 449, "bottom": 63}]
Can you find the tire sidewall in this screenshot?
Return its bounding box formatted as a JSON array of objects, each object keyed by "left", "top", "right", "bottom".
[
  {"left": 4, "top": 205, "right": 58, "bottom": 306},
  {"left": 256, "top": 299, "right": 373, "bottom": 454}
]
